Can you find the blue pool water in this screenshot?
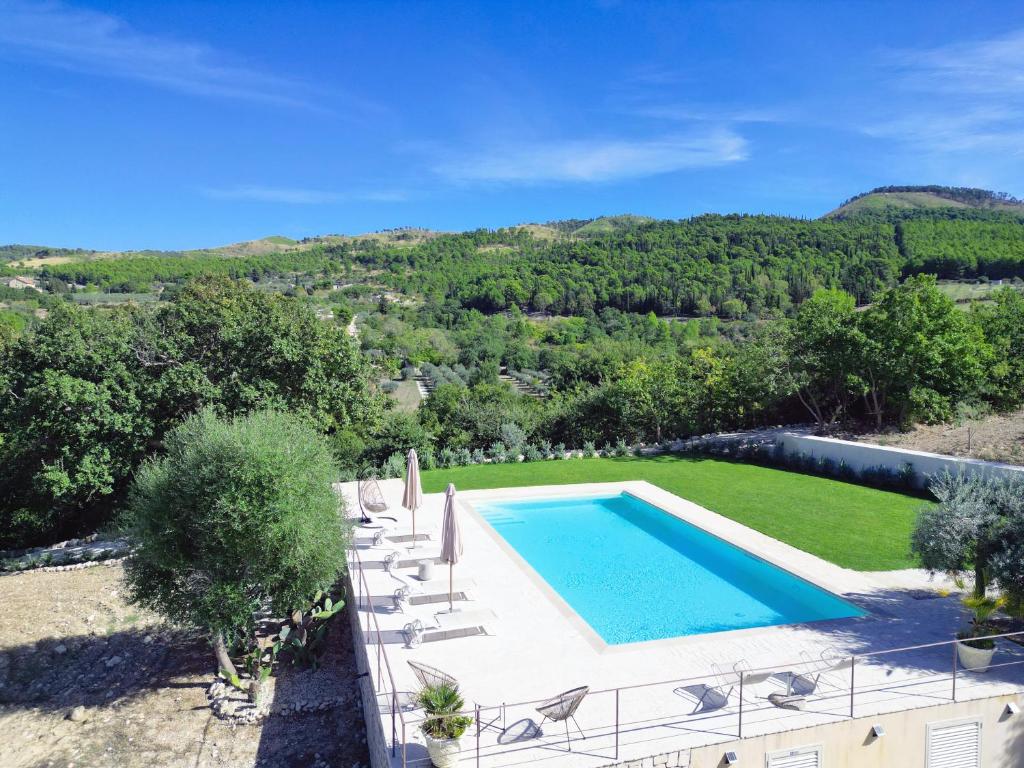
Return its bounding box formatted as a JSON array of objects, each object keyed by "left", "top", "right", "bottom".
[{"left": 477, "top": 493, "right": 864, "bottom": 644}]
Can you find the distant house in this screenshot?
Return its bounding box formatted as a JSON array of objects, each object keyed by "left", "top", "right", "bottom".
[{"left": 6, "top": 276, "right": 42, "bottom": 292}]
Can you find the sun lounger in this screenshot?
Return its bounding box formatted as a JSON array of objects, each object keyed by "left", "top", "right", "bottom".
[
  {"left": 402, "top": 608, "right": 497, "bottom": 647},
  {"left": 354, "top": 526, "right": 434, "bottom": 548},
  {"left": 392, "top": 577, "right": 476, "bottom": 610},
  {"left": 382, "top": 548, "right": 443, "bottom": 572},
  {"left": 733, "top": 659, "right": 777, "bottom": 702},
  {"left": 788, "top": 649, "right": 854, "bottom": 694},
  {"left": 674, "top": 662, "right": 736, "bottom": 714}
]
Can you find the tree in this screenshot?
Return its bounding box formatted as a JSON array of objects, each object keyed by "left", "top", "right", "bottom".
[
  {"left": 0, "top": 303, "right": 152, "bottom": 546},
  {"left": 0, "top": 278, "right": 384, "bottom": 547},
  {"left": 911, "top": 473, "right": 1024, "bottom": 611},
  {"left": 973, "top": 287, "right": 1024, "bottom": 409},
  {"left": 603, "top": 358, "right": 690, "bottom": 443},
  {"left": 122, "top": 409, "right": 345, "bottom": 676},
  {"left": 786, "top": 289, "right": 865, "bottom": 431},
  {"left": 857, "top": 276, "right": 990, "bottom": 428}
]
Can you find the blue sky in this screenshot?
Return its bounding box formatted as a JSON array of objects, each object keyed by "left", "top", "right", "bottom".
[{"left": 2, "top": 0, "right": 1024, "bottom": 250}]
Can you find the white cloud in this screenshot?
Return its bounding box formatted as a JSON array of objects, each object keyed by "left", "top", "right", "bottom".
[
  {"left": 429, "top": 131, "right": 748, "bottom": 184},
  {"left": 0, "top": 0, "right": 317, "bottom": 108},
  {"left": 890, "top": 29, "right": 1024, "bottom": 96},
  {"left": 866, "top": 29, "right": 1024, "bottom": 155},
  {"left": 202, "top": 185, "right": 408, "bottom": 204}
]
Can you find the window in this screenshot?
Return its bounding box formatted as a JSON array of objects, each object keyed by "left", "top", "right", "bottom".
[
  {"left": 766, "top": 744, "right": 822, "bottom": 768},
  {"left": 926, "top": 718, "right": 981, "bottom": 768}
]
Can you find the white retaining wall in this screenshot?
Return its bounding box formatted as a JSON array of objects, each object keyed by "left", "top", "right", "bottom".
[{"left": 777, "top": 433, "right": 1024, "bottom": 489}]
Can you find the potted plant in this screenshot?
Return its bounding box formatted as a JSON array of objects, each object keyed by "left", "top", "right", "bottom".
[
  {"left": 417, "top": 683, "right": 474, "bottom": 768},
  {"left": 956, "top": 595, "right": 1005, "bottom": 672}
]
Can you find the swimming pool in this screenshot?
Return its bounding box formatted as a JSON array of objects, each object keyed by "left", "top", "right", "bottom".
[{"left": 476, "top": 492, "right": 864, "bottom": 645}]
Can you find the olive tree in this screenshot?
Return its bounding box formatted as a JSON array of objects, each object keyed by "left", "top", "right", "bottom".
[
  {"left": 911, "top": 472, "right": 1024, "bottom": 610},
  {"left": 122, "top": 408, "right": 346, "bottom": 676}
]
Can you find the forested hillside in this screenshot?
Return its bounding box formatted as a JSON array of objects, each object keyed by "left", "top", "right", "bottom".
[{"left": 10, "top": 189, "right": 1022, "bottom": 320}]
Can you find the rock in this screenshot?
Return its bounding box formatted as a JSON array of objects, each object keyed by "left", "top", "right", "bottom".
[
  {"left": 67, "top": 706, "right": 88, "bottom": 722},
  {"left": 105, "top": 655, "right": 123, "bottom": 668},
  {"left": 53, "top": 644, "right": 68, "bottom": 655}
]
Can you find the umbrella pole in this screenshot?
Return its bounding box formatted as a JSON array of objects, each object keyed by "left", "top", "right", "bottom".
[{"left": 449, "top": 562, "right": 454, "bottom": 612}]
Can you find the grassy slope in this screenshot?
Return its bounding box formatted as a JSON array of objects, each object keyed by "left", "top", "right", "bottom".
[{"left": 421, "top": 455, "right": 927, "bottom": 571}]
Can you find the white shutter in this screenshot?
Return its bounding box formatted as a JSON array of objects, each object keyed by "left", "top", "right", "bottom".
[
  {"left": 927, "top": 719, "right": 981, "bottom": 768},
  {"left": 766, "top": 745, "right": 821, "bottom": 768}
]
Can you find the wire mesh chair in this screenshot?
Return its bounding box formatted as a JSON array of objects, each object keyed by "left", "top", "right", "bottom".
[
  {"left": 536, "top": 686, "right": 589, "bottom": 750},
  {"left": 358, "top": 476, "right": 388, "bottom": 524},
  {"left": 408, "top": 661, "right": 458, "bottom": 689}
]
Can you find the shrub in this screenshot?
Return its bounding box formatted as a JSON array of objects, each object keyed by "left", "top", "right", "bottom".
[
  {"left": 499, "top": 423, "right": 527, "bottom": 453},
  {"left": 524, "top": 444, "right": 544, "bottom": 462},
  {"left": 381, "top": 451, "right": 407, "bottom": 479},
  {"left": 583, "top": 440, "right": 597, "bottom": 457},
  {"left": 122, "top": 409, "right": 345, "bottom": 677}
]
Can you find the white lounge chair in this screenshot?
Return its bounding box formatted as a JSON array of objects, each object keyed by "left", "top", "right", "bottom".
[
  {"left": 354, "top": 526, "right": 434, "bottom": 548},
  {"left": 378, "top": 548, "right": 443, "bottom": 574},
  {"left": 788, "top": 649, "right": 854, "bottom": 695},
  {"left": 733, "top": 659, "right": 777, "bottom": 702},
  {"left": 402, "top": 608, "right": 497, "bottom": 647},
  {"left": 392, "top": 577, "right": 476, "bottom": 611},
  {"left": 674, "top": 662, "right": 736, "bottom": 714}
]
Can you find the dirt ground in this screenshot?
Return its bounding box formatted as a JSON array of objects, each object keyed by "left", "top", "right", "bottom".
[
  {"left": 856, "top": 408, "right": 1024, "bottom": 466},
  {"left": 0, "top": 564, "right": 370, "bottom": 768}
]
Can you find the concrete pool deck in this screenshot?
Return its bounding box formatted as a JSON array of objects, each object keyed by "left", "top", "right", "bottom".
[{"left": 339, "top": 479, "right": 1024, "bottom": 767}]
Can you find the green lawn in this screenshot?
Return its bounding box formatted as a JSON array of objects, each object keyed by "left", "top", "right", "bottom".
[{"left": 421, "top": 455, "right": 928, "bottom": 571}]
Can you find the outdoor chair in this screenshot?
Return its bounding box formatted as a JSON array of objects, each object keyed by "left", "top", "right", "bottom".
[
  {"left": 392, "top": 577, "right": 475, "bottom": 611},
  {"left": 674, "top": 662, "right": 735, "bottom": 714},
  {"left": 402, "top": 608, "right": 497, "bottom": 648},
  {"left": 408, "top": 660, "right": 458, "bottom": 689},
  {"left": 383, "top": 548, "right": 442, "bottom": 573},
  {"left": 358, "top": 475, "right": 389, "bottom": 524},
  {"left": 536, "top": 686, "right": 589, "bottom": 750},
  {"left": 733, "top": 659, "right": 777, "bottom": 702},
  {"left": 789, "top": 649, "right": 854, "bottom": 695}
]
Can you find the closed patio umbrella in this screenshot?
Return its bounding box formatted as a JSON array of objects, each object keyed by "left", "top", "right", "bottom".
[
  {"left": 440, "top": 483, "right": 463, "bottom": 612},
  {"left": 402, "top": 448, "right": 423, "bottom": 547}
]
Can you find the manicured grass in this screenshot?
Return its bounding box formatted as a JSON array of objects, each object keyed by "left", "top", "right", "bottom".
[{"left": 421, "top": 455, "right": 929, "bottom": 571}]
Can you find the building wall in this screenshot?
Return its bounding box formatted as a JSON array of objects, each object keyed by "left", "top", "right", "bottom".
[
  {"left": 686, "top": 694, "right": 1024, "bottom": 768},
  {"left": 778, "top": 433, "right": 1024, "bottom": 490}
]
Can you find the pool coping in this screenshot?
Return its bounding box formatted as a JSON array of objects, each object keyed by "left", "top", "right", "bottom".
[{"left": 459, "top": 480, "right": 875, "bottom": 654}]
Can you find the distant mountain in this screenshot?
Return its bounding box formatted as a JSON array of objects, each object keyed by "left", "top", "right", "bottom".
[{"left": 826, "top": 186, "right": 1024, "bottom": 219}]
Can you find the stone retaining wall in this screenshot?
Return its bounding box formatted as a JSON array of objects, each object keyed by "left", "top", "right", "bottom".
[
  {"left": 778, "top": 433, "right": 1024, "bottom": 489},
  {"left": 346, "top": 571, "right": 391, "bottom": 768}
]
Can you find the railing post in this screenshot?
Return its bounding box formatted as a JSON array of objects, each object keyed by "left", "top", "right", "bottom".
[
  {"left": 476, "top": 704, "right": 481, "bottom": 768},
  {"left": 391, "top": 689, "right": 397, "bottom": 757},
  {"left": 849, "top": 656, "right": 856, "bottom": 718},
  {"left": 738, "top": 672, "right": 744, "bottom": 739},
  {"left": 614, "top": 688, "right": 620, "bottom": 760},
  {"left": 952, "top": 640, "right": 958, "bottom": 702},
  {"left": 402, "top": 719, "right": 407, "bottom": 768}
]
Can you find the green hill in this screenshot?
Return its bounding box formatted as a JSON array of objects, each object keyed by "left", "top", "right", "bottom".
[
  {"left": 572, "top": 214, "right": 655, "bottom": 236},
  {"left": 827, "top": 185, "right": 1024, "bottom": 219}
]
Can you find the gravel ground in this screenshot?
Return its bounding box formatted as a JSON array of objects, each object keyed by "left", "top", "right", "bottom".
[
  {"left": 855, "top": 408, "right": 1024, "bottom": 466},
  {"left": 0, "top": 565, "right": 370, "bottom": 768}
]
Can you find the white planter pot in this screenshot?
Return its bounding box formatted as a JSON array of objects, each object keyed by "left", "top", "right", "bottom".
[
  {"left": 956, "top": 640, "right": 996, "bottom": 672},
  {"left": 424, "top": 733, "right": 463, "bottom": 768}
]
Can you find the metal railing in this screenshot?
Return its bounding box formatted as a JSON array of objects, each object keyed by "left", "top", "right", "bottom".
[
  {"left": 350, "top": 544, "right": 1024, "bottom": 768},
  {"left": 349, "top": 543, "right": 409, "bottom": 765}
]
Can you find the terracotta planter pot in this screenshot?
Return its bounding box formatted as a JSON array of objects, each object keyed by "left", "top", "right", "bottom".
[
  {"left": 956, "top": 640, "right": 996, "bottom": 672},
  {"left": 424, "top": 733, "right": 463, "bottom": 768}
]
